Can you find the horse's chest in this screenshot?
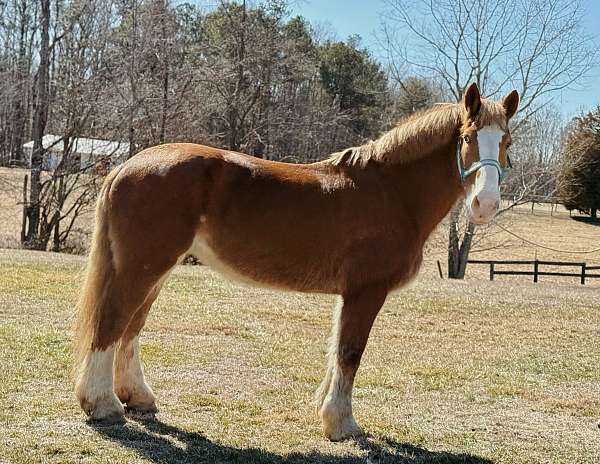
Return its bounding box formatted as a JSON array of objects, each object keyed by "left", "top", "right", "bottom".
[{"left": 388, "top": 248, "right": 424, "bottom": 289}]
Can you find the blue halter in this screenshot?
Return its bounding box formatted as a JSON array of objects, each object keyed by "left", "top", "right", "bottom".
[{"left": 456, "top": 141, "right": 512, "bottom": 183}]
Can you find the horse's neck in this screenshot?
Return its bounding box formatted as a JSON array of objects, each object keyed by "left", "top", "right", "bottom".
[{"left": 377, "top": 140, "right": 464, "bottom": 241}]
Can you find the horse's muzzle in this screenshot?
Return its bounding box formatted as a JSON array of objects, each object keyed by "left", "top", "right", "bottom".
[{"left": 469, "top": 191, "right": 499, "bottom": 224}]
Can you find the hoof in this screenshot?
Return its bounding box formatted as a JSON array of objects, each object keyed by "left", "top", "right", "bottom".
[
  {"left": 320, "top": 402, "right": 363, "bottom": 441},
  {"left": 324, "top": 420, "right": 363, "bottom": 442},
  {"left": 81, "top": 393, "right": 125, "bottom": 425},
  {"left": 87, "top": 411, "right": 126, "bottom": 426},
  {"left": 116, "top": 385, "right": 156, "bottom": 411},
  {"left": 125, "top": 403, "right": 158, "bottom": 419}
]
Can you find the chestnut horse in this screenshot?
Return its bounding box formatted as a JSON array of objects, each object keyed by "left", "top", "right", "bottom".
[{"left": 74, "top": 83, "right": 518, "bottom": 440}]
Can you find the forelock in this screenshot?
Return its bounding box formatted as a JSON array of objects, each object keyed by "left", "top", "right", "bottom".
[{"left": 474, "top": 99, "right": 509, "bottom": 131}]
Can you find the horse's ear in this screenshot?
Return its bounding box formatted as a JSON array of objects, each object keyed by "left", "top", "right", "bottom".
[
  {"left": 464, "top": 83, "right": 481, "bottom": 118},
  {"left": 502, "top": 90, "right": 519, "bottom": 120}
]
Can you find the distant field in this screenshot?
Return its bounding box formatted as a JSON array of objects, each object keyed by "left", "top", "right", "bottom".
[
  {"left": 0, "top": 167, "right": 27, "bottom": 249},
  {"left": 1, "top": 249, "right": 599, "bottom": 463},
  {"left": 0, "top": 167, "right": 94, "bottom": 252}
]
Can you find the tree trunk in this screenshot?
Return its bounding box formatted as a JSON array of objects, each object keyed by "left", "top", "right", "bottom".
[
  {"left": 591, "top": 208, "right": 597, "bottom": 219},
  {"left": 23, "top": 0, "right": 50, "bottom": 250},
  {"left": 10, "top": 0, "right": 31, "bottom": 165},
  {"left": 127, "top": 0, "right": 138, "bottom": 158},
  {"left": 447, "top": 204, "right": 476, "bottom": 279},
  {"left": 158, "top": 0, "right": 169, "bottom": 144},
  {"left": 52, "top": 220, "right": 60, "bottom": 252},
  {"left": 447, "top": 207, "right": 460, "bottom": 278},
  {"left": 456, "top": 222, "right": 475, "bottom": 279},
  {"left": 228, "top": 0, "right": 246, "bottom": 151}
]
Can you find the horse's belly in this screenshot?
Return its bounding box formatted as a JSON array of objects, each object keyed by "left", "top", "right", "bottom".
[
  {"left": 187, "top": 235, "right": 326, "bottom": 292},
  {"left": 187, "top": 236, "right": 265, "bottom": 287}
]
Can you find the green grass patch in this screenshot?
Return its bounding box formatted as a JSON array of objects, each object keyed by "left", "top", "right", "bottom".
[{"left": 1, "top": 250, "right": 599, "bottom": 463}]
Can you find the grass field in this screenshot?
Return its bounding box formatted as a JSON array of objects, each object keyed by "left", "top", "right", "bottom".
[{"left": 1, "top": 248, "right": 600, "bottom": 463}]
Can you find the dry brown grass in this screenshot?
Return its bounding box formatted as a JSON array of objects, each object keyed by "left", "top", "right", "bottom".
[
  {"left": 0, "top": 248, "right": 599, "bottom": 463},
  {"left": 1, "top": 166, "right": 600, "bottom": 462},
  {"left": 0, "top": 168, "right": 27, "bottom": 249},
  {"left": 419, "top": 202, "right": 600, "bottom": 285}
]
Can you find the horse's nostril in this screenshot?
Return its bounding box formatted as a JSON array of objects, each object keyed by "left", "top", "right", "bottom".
[{"left": 473, "top": 194, "right": 499, "bottom": 215}]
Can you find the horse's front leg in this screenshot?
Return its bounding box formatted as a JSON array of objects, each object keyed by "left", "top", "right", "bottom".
[{"left": 315, "top": 285, "right": 387, "bottom": 441}]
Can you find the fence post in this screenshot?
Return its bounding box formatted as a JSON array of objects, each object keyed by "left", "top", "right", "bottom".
[
  {"left": 581, "top": 263, "right": 586, "bottom": 285},
  {"left": 21, "top": 174, "right": 28, "bottom": 244},
  {"left": 490, "top": 263, "right": 494, "bottom": 281},
  {"left": 533, "top": 260, "right": 539, "bottom": 283}
]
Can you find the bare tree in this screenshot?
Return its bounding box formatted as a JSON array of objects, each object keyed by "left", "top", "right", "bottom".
[
  {"left": 23, "top": 0, "right": 51, "bottom": 249},
  {"left": 36, "top": 0, "right": 118, "bottom": 252},
  {"left": 381, "top": 0, "right": 597, "bottom": 278},
  {"left": 501, "top": 105, "right": 565, "bottom": 208},
  {"left": 0, "top": 0, "right": 38, "bottom": 166},
  {"left": 14, "top": 0, "right": 121, "bottom": 252}
]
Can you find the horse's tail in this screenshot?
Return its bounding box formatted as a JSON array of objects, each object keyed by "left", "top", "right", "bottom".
[{"left": 72, "top": 167, "right": 121, "bottom": 378}]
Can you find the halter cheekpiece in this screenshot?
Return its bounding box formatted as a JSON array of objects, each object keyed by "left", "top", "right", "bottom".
[{"left": 456, "top": 140, "right": 512, "bottom": 183}]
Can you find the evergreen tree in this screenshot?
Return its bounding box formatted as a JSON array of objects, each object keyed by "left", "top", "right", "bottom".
[
  {"left": 318, "top": 36, "right": 388, "bottom": 136},
  {"left": 558, "top": 106, "right": 600, "bottom": 219}
]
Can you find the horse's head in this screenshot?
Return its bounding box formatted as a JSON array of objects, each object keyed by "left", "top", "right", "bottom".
[{"left": 458, "top": 83, "right": 519, "bottom": 225}]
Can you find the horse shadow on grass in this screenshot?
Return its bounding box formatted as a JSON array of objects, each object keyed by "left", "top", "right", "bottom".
[{"left": 92, "top": 416, "right": 494, "bottom": 464}]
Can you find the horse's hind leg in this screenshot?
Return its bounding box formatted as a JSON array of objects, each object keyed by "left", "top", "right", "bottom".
[
  {"left": 76, "top": 343, "right": 123, "bottom": 423},
  {"left": 75, "top": 273, "right": 159, "bottom": 423},
  {"left": 316, "top": 285, "right": 387, "bottom": 441},
  {"left": 114, "top": 283, "right": 164, "bottom": 414}
]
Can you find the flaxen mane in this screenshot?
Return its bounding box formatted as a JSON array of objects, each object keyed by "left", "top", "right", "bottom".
[{"left": 327, "top": 98, "right": 508, "bottom": 167}]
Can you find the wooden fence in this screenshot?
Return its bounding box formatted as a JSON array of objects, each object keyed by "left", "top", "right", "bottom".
[
  {"left": 500, "top": 194, "right": 567, "bottom": 216},
  {"left": 467, "top": 259, "right": 600, "bottom": 284}
]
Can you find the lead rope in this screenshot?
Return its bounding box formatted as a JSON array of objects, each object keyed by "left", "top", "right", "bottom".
[{"left": 495, "top": 222, "right": 600, "bottom": 254}]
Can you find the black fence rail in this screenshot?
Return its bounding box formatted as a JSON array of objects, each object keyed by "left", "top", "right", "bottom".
[{"left": 468, "top": 259, "right": 600, "bottom": 285}]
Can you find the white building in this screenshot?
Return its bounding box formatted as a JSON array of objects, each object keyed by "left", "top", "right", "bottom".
[{"left": 23, "top": 135, "right": 130, "bottom": 171}]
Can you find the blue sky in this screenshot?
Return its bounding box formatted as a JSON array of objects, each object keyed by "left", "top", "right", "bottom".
[{"left": 290, "top": 0, "right": 600, "bottom": 118}]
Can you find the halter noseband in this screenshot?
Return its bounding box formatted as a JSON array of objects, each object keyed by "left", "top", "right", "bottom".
[{"left": 456, "top": 140, "right": 512, "bottom": 184}]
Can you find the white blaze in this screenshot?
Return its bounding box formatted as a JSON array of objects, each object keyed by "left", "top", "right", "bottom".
[
  {"left": 476, "top": 125, "right": 503, "bottom": 193},
  {"left": 466, "top": 124, "right": 503, "bottom": 222}
]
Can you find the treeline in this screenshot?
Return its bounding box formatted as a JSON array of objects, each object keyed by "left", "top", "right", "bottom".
[
  {"left": 0, "top": 0, "right": 432, "bottom": 166},
  {"left": 2, "top": 0, "right": 595, "bottom": 255}
]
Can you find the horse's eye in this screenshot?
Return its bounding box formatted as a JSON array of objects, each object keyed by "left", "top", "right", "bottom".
[{"left": 463, "top": 135, "right": 471, "bottom": 144}]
